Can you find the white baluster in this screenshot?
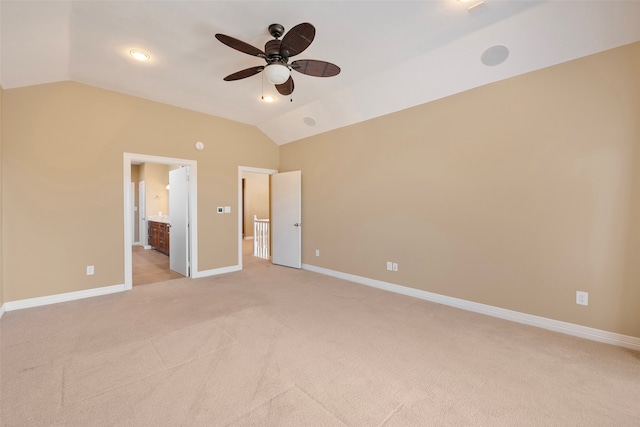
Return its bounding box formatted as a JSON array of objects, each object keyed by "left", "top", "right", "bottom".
[{"left": 253, "top": 215, "right": 270, "bottom": 259}]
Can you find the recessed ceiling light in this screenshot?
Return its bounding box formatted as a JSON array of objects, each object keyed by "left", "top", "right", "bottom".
[
  {"left": 262, "top": 96, "right": 274, "bottom": 103},
  {"left": 129, "top": 49, "right": 150, "bottom": 61},
  {"left": 303, "top": 117, "right": 316, "bottom": 127}
]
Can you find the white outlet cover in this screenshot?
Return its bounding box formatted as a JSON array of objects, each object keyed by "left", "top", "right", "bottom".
[
  {"left": 224, "top": 206, "right": 231, "bottom": 213},
  {"left": 576, "top": 291, "right": 589, "bottom": 306}
]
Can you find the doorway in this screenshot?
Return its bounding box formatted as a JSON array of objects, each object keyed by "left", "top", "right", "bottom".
[
  {"left": 237, "top": 167, "right": 302, "bottom": 270},
  {"left": 238, "top": 167, "right": 276, "bottom": 269},
  {"left": 130, "top": 165, "right": 188, "bottom": 286},
  {"left": 124, "top": 153, "right": 198, "bottom": 291},
  {"left": 242, "top": 171, "right": 271, "bottom": 258}
]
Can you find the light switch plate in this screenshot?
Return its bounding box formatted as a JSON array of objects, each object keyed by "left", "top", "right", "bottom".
[{"left": 224, "top": 206, "right": 231, "bottom": 213}]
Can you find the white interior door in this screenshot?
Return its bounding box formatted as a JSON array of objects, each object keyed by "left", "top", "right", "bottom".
[
  {"left": 139, "top": 181, "right": 146, "bottom": 245},
  {"left": 271, "top": 170, "right": 301, "bottom": 268},
  {"left": 169, "top": 167, "right": 189, "bottom": 276}
]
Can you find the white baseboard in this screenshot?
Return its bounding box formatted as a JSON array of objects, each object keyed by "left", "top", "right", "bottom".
[
  {"left": 302, "top": 264, "right": 640, "bottom": 352},
  {"left": 0, "top": 303, "right": 5, "bottom": 319},
  {"left": 4, "top": 284, "right": 126, "bottom": 312},
  {"left": 192, "top": 265, "right": 241, "bottom": 279},
  {"left": 3, "top": 263, "right": 242, "bottom": 313}
]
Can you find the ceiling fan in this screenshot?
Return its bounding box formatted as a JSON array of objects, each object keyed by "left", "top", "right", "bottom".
[{"left": 215, "top": 23, "right": 341, "bottom": 96}]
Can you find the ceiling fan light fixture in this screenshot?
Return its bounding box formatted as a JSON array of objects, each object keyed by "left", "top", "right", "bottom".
[{"left": 264, "top": 64, "right": 290, "bottom": 85}]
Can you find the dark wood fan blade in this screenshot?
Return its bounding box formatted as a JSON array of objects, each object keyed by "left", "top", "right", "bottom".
[
  {"left": 215, "top": 34, "right": 265, "bottom": 57},
  {"left": 291, "top": 60, "right": 340, "bottom": 77},
  {"left": 223, "top": 66, "right": 265, "bottom": 81},
  {"left": 280, "top": 23, "right": 315, "bottom": 58},
  {"left": 275, "top": 76, "right": 294, "bottom": 96}
]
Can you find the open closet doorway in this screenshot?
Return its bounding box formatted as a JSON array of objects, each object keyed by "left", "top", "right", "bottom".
[{"left": 124, "top": 153, "right": 198, "bottom": 291}]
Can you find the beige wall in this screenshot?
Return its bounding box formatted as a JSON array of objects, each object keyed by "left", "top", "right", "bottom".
[
  {"left": 242, "top": 172, "right": 270, "bottom": 237},
  {"left": 280, "top": 42, "right": 640, "bottom": 338},
  {"left": 0, "top": 84, "right": 4, "bottom": 308},
  {"left": 2, "top": 81, "right": 279, "bottom": 301}
]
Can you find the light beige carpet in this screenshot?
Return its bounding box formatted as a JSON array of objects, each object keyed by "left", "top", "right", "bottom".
[{"left": 1, "top": 253, "right": 639, "bottom": 426}]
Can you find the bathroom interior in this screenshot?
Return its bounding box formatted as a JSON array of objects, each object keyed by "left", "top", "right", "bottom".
[{"left": 130, "top": 162, "right": 182, "bottom": 286}]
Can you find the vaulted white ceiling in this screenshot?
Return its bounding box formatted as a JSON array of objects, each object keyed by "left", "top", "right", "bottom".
[{"left": 1, "top": 1, "right": 639, "bottom": 145}]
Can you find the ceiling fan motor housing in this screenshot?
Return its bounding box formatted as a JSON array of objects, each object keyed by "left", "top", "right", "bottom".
[{"left": 265, "top": 39, "right": 284, "bottom": 62}]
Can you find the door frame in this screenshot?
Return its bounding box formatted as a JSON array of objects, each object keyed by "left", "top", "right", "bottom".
[
  {"left": 238, "top": 166, "right": 277, "bottom": 269},
  {"left": 124, "top": 153, "right": 198, "bottom": 290},
  {"left": 138, "top": 180, "right": 147, "bottom": 247},
  {"left": 130, "top": 182, "right": 136, "bottom": 244}
]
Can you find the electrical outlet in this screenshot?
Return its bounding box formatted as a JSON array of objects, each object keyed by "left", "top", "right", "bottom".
[
  {"left": 217, "top": 207, "right": 223, "bottom": 214},
  {"left": 386, "top": 261, "right": 393, "bottom": 271},
  {"left": 315, "top": 249, "right": 320, "bottom": 257},
  {"left": 576, "top": 291, "right": 588, "bottom": 306},
  {"left": 86, "top": 265, "right": 94, "bottom": 276},
  {"left": 392, "top": 262, "right": 398, "bottom": 271}
]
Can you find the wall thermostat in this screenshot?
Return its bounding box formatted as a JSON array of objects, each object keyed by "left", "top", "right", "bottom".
[{"left": 195, "top": 141, "right": 204, "bottom": 150}]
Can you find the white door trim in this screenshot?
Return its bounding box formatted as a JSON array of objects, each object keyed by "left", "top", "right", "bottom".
[
  {"left": 238, "top": 166, "right": 277, "bottom": 269},
  {"left": 123, "top": 153, "right": 198, "bottom": 290},
  {"left": 139, "top": 180, "right": 147, "bottom": 246},
  {"left": 130, "top": 182, "right": 136, "bottom": 244}
]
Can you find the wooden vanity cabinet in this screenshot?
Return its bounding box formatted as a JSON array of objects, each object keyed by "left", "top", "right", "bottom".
[{"left": 148, "top": 221, "right": 170, "bottom": 256}]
